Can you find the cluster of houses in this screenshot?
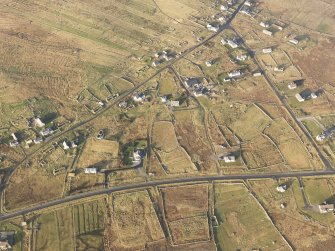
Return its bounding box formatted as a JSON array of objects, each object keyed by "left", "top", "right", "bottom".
[
  {"left": 295, "top": 89, "right": 320, "bottom": 102},
  {"left": 206, "top": 0, "right": 242, "bottom": 33},
  {"left": 6, "top": 116, "right": 59, "bottom": 149},
  {"left": 282, "top": 79, "right": 321, "bottom": 103},
  {"left": 183, "top": 77, "right": 216, "bottom": 97},
  {"left": 152, "top": 49, "right": 176, "bottom": 67},
  {"left": 260, "top": 19, "right": 285, "bottom": 37}
]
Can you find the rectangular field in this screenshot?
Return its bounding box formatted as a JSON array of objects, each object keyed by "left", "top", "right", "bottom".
[
  {"left": 214, "top": 183, "right": 289, "bottom": 251},
  {"left": 111, "top": 190, "right": 164, "bottom": 250},
  {"left": 152, "top": 121, "right": 197, "bottom": 174}
]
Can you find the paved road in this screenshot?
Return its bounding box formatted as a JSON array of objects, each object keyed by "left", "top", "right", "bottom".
[
  {"left": 0, "top": 0, "right": 248, "bottom": 210},
  {"left": 1, "top": 169, "right": 335, "bottom": 221},
  {"left": 1, "top": 0, "right": 246, "bottom": 178}
]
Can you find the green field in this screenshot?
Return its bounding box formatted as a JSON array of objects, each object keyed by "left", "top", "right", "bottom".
[
  {"left": 36, "top": 208, "right": 74, "bottom": 251},
  {"left": 303, "top": 178, "right": 333, "bottom": 205},
  {"left": 35, "top": 200, "right": 105, "bottom": 251},
  {"left": 302, "top": 120, "right": 323, "bottom": 138},
  {"left": 214, "top": 183, "right": 289, "bottom": 251},
  {"left": 74, "top": 200, "right": 105, "bottom": 250}
]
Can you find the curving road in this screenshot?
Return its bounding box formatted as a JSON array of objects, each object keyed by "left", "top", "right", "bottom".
[{"left": 1, "top": 169, "right": 335, "bottom": 221}]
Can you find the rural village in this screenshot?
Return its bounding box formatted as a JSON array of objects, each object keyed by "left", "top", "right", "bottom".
[{"left": 0, "top": 0, "right": 335, "bottom": 250}]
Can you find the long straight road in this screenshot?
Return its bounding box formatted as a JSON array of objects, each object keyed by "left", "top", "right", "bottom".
[{"left": 1, "top": 169, "right": 334, "bottom": 221}]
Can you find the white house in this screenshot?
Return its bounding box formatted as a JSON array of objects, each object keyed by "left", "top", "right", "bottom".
[
  {"left": 223, "top": 155, "right": 236, "bottom": 163},
  {"left": 170, "top": 101, "right": 180, "bottom": 107},
  {"left": 34, "top": 137, "right": 43, "bottom": 144},
  {"left": 236, "top": 54, "right": 247, "bottom": 61},
  {"left": 274, "top": 66, "right": 284, "bottom": 72},
  {"left": 85, "top": 168, "right": 97, "bottom": 174},
  {"left": 62, "top": 141, "right": 70, "bottom": 150},
  {"left": 260, "top": 21, "right": 269, "bottom": 28},
  {"left": 288, "top": 82, "right": 297, "bottom": 90},
  {"left": 262, "top": 48, "right": 272, "bottom": 54},
  {"left": 9, "top": 141, "right": 19, "bottom": 148},
  {"left": 160, "top": 96, "right": 168, "bottom": 103},
  {"left": 263, "top": 29, "right": 273, "bottom": 36},
  {"left": 221, "top": 39, "right": 238, "bottom": 49},
  {"left": 220, "top": 4, "right": 228, "bottom": 11},
  {"left": 30, "top": 117, "right": 45, "bottom": 128},
  {"left": 316, "top": 133, "right": 326, "bottom": 142},
  {"left": 276, "top": 185, "right": 287, "bottom": 193},
  {"left": 206, "top": 60, "right": 214, "bottom": 67},
  {"left": 207, "top": 23, "right": 220, "bottom": 32},
  {"left": 295, "top": 93, "right": 305, "bottom": 102},
  {"left": 40, "top": 128, "right": 54, "bottom": 136},
  {"left": 132, "top": 94, "right": 145, "bottom": 102},
  {"left": 228, "top": 70, "right": 241, "bottom": 78},
  {"left": 319, "top": 204, "right": 334, "bottom": 214},
  {"left": 244, "top": 0, "right": 252, "bottom": 6},
  {"left": 289, "top": 39, "right": 299, "bottom": 45}
]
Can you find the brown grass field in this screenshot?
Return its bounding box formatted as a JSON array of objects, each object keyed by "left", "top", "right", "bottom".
[
  {"left": 214, "top": 182, "right": 289, "bottom": 251},
  {"left": 174, "top": 109, "right": 217, "bottom": 173},
  {"left": 77, "top": 138, "right": 119, "bottom": 169},
  {"left": 160, "top": 184, "right": 209, "bottom": 221},
  {"left": 169, "top": 216, "right": 210, "bottom": 245},
  {"left": 160, "top": 184, "right": 211, "bottom": 245},
  {"left": 152, "top": 121, "right": 197, "bottom": 174},
  {"left": 242, "top": 135, "right": 284, "bottom": 169},
  {"left": 249, "top": 178, "right": 335, "bottom": 250},
  {"left": 231, "top": 104, "right": 272, "bottom": 141},
  {"left": 110, "top": 190, "right": 165, "bottom": 250},
  {"left": 5, "top": 161, "right": 66, "bottom": 210},
  {"left": 264, "top": 118, "right": 313, "bottom": 170}
]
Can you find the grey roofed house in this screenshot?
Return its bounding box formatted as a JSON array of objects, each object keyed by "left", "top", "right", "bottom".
[
  {"left": 184, "top": 77, "right": 201, "bottom": 88},
  {"left": 295, "top": 93, "right": 305, "bottom": 102},
  {"left": 40, "top": 127, "right": 54, "bottom": 136}
]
